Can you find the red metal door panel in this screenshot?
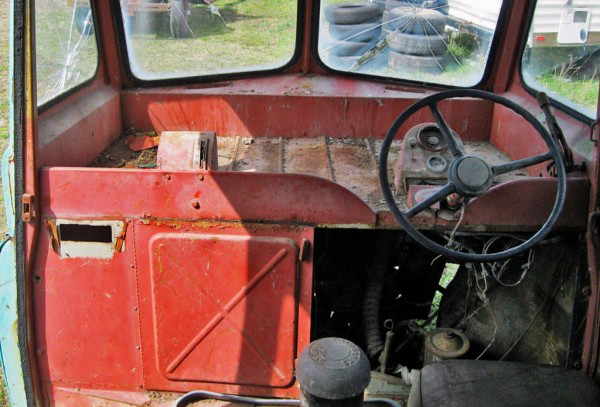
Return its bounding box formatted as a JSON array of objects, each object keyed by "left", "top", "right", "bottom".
[
  {"left": 135, "top": 223, "right": 313, "bottom": 396},
  {"left": 33, "top": 231, "right": 143, "bottom": 389}
]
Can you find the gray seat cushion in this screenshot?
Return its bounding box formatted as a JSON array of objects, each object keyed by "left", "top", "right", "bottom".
[{"left": 409, "top": 360, "right": 600, "bottom": 407}]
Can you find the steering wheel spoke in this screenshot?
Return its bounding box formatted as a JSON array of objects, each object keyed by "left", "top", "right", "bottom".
[
  {"left": 491, "top": 152, "right": 553, "bottom": 176},
  {"left": 404, "top": 183, "right": 456, "bottom": 218},
  {"left": 429, "top": 102, "right": 464, "bottom": 157}
]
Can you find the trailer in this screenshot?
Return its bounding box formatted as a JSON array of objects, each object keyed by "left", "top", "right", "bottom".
[{"left": 447, "top": 0, "right": 600, "bottom": 47}]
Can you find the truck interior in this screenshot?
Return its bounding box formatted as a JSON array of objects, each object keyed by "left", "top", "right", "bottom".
[{"left": 2, "top": 0, "right": 600, "bottom": 406}]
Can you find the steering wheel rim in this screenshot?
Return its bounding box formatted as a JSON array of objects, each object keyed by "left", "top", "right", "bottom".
[{"left": 379, "top": 89, "right": 567, "bottom": 262}]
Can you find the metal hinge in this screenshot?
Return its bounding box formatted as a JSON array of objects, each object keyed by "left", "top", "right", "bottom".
[{"left": 22, "top": 193, "right": 34, "bottom": 222}]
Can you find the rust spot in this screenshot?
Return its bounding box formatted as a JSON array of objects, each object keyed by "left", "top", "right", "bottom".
[
  {"left": 44, "top": 218, "right": 60, "bottom": 252},
  {"left": 115, "top": 221, "right": 129, "bottom": 252}
]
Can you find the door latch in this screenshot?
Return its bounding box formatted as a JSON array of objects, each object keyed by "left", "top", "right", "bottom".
[{"left": 22, "top": 193, "right": 34, "bottom": 222}]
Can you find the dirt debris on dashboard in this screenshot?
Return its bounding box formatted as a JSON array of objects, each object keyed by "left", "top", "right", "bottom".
[{"left": 89, "top": 129, "right": 158, "bottom": 168}]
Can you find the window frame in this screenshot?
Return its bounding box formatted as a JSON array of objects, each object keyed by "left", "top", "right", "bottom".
[
  {"left": 113, "top": 0, "right": 306, "bottom": 87},
  {"left": 518, "top": 0, "right": 598, "bottom": 125},
  {"left": 310, "top": 0, "right": 511, "bottom": 90},
  {"left": 36, "top": 0, "right": 102, "bottom": 112}
]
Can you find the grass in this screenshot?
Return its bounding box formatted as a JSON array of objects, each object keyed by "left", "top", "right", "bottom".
[
  {"left": 418, "top": 263, "right": 458, "bottom": 332},
  {"left": 446, "top": 31, "right": 479, "bottom": 64},
  {"left": 537, "top": 73, "right": 599, "bottom": 111}
]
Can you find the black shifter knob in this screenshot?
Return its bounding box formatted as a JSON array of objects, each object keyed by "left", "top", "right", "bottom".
[{"left": 296, "top": 337, "right": 371, "bottom": 407}]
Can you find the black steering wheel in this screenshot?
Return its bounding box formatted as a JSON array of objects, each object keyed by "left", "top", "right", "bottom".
[{"left": 379, "top": 89, "right": 567, "bottom": 262}]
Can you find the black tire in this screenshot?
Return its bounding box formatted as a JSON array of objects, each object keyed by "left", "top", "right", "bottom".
[
  {"left": 388, "top": 31, "right": 448, "bottom": 56},
  {"left": 385, "top": 0, "right": 415, "bottom": 11},
  {"left": 329, "top": 40, "right": 374, "bottom": 57},
  {"left": 422, "top": 0, "right": 449, "bottom": 15},
  {"left": 170, "top": 0, "right": 192, "bottom": 39},
  {"left": 329, "top": 21, "right": 382, "bottom": 42},
  {"left": 382, "top": 7, "right": 446, "bottom": 35},
  {"left": 325, "top": 2, "right": 381, "bottom": 25},
  {"left": 388, "top": 50, "right": 445, "bottom": 74},
  {"left": 74, "top": 6, "right": 94, "bottom": 36},
  {"left": 386, "top": 0, "right": 449, "bottom": 15}
]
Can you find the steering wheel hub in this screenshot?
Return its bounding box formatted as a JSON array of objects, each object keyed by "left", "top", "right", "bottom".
[{"left": 452, "top": 156, "right": 492, "bottom": 196}]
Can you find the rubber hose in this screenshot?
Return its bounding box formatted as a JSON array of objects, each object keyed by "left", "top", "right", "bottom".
[
  {"left": 363, "top": 232, "right": 394, "bottom": 358},
  {"left": 0, "top": 238, "right": 9, "bottom": 253},
  {"left": 364, "top": 279, "right": 385, "bottom": 357}
]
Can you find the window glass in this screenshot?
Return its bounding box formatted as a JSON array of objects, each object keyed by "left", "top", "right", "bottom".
[
  {"left": 120, "top": 0, "right": 299, "bottom": 80},
  {"left": 317, "top": 0, "right": 503, "bottom": 87},
  {"left": 35, "top": 0, "right": 99, "bottom": 106},
  {"left": 522, "top": 2, "right": 599, "bottom": 119}
]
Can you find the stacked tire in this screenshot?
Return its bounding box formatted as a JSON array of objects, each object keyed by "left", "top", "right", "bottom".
[
  {"left": 384, "top": 6, "right": 448, "bottom": 75},
  {"left": 385, "top": 0, "right": 448, "bottom": 14},
  {"left": 325, "top": 2, "right": 383, "bottom": 57},
  {"left": 381, "top": 0, "right": 448, "bottom": 40}
]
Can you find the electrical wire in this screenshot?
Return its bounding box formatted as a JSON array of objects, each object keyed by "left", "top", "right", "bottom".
[
  {"left": 481, "top": 236, "right": 534, "bottom": 288},
  {"left": 475, "top": 303, "right": 498, "bottom": 360}
]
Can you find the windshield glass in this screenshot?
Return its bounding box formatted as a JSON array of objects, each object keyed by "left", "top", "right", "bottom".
[
  {"left": 317, "top": 0, "right": 504, "bottom": 87},
  {"left": 521, "top": 1, "right": 599, "bottom": 120},
  {"left": 119, "top": 0, "right": 299, "bottom": 81}
]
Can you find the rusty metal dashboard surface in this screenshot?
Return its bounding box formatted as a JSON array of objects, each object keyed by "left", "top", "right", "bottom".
[{"left": 216, "top": 136, "right": 523, "bottom": 213}]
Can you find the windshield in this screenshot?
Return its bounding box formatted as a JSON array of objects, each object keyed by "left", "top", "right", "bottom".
[
  {"left": 118, "top": 0, "right": 300, "bottom": 81},
  {"left": 316, "top": 0, "right": 504, "bottom": 87}
]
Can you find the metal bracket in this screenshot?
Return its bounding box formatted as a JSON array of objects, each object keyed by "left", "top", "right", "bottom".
[
  {"left": 44, "top": 219, "right": 59, "bottom": 252},
  {"left": 158, "top": 131, "right": 218, "bottom": 171},
  {"left": 115, "top": 221, "right": 129, "bottom": 252},
  {"left": 22, "top": 193, "right": 34, "bottom": 222}
]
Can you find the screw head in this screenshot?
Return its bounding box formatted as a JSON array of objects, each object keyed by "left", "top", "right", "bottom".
[
  {"left": 190, "top": 199, "right": 201, "bottom": 209},
  {"left": 164, "top": 174, "right": 171, "bottom": 180}
]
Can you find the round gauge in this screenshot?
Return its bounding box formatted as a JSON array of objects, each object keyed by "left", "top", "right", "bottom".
[
  {"left": 427, "top": 155, "right": 448, "bottom": 173},
  {"left": 417, "top": 125, "right": 448, "bottom": 152}
]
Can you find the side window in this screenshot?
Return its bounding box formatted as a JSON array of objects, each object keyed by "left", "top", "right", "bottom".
[
  {"left": 35, "top": 0, "right": 99, "bottom": 106},
  {"left": 521, "top": 2, "right": 599, "bottom": 119}
]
